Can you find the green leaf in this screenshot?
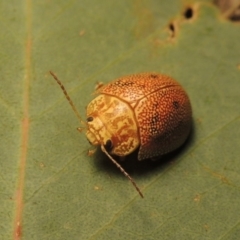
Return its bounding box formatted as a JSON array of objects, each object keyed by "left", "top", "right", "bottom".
[{"left": 1, "top": 1, "right": 240, "bottom": 239}]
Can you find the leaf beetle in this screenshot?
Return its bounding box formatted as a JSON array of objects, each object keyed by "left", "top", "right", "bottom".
[{"left": 50, "top": 72, "right": 192, "bottom": 198}]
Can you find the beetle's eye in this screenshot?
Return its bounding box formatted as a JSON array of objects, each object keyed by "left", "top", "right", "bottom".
[
  {"left": 105, "top": 139, "right": 113, "bottom": 151},
  {"left": 87, "top": 116, "right": 94, "bottom": 122}
]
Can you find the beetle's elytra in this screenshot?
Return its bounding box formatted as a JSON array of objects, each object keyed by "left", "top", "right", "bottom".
[{"left": 50, "top": 72, "right": 192, "bottom": 198}]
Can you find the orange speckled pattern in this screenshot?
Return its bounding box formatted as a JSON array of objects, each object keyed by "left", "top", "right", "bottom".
[{"left": 98, "top": 73, "right": 192, "bottom": 160}]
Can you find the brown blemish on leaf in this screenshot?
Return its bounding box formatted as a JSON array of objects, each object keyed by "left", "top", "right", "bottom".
[
  {"left": 204, "top": 224, "right": 210, "bottom": 232},
  {"left": 94, "top": 185, "right": 103, "bottom": 191},
  {"left": 196, "top": 118, "right": 202, "bottom": 124},
  {"left": 132, "top": 0, "right": 155, "bottom": 38},
  {"left": 88, "top": 149, "right": 96, "bottom": 156},
  {"left": 79, "top": 30, "right": 85, "bottom": 36},
  {"left": 194, "top": 194, "right": 201, "bottom": 202},
  {"left": 203, "top": 166, "right": 230, "bottom": 184},
  {"left": 64, "top": 223, "right": 73, "bottom": 230},
  {"left": 39, "top": 162, "right": 45, "bottom": 169}
]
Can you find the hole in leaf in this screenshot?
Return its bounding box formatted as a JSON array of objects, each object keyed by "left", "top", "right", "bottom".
[
  {"left": 169, "top": 22, "right": 175, "bottom": 32},
  {"left": 168, "top": 22, "right": 175, "bottom": 37},
  {"left": 184, "top": 7, "right": 194, "bottom": 19}
]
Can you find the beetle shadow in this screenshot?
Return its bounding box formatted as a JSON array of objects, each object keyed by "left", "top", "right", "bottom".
[{"left": 92, "top": 122, "right": 195, "bottom": 179}]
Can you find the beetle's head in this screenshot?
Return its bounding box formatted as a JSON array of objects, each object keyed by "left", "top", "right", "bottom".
[{"left": 86, "top": 94, "right": 139, "bottom": 156}]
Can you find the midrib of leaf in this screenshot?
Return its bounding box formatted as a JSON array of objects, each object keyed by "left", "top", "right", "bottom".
[{"left": 13, "top": 0, "right": 32, "bottom": 239}]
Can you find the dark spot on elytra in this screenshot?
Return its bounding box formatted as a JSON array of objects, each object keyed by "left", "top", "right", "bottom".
[
  {"left": 150, "top": 74, "right": 158, "bottom": 79},
  {"left": 173, "top": 101, "right": 180, "bottom": 109},
  {"left": 139, "top": 84, "right": 146, "bottom": 89}
]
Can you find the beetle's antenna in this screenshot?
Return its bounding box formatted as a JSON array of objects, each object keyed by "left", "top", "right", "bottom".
[
  {"left": 101, "top": 145, "right": 144, "bottom": 198},
  {"left": 49, "top": 71, "right": 86, "bottom": 126}
]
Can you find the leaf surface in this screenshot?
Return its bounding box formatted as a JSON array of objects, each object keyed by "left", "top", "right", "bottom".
[{"left": 1, "top": 1, "right": 240, "bottom": 239}]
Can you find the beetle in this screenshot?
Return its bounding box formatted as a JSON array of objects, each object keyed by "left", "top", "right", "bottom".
[{"left": 50, "top": 72, "right": 192, "bottom": 198}]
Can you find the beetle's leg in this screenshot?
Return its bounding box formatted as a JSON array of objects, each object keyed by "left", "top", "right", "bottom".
[
  {"left": 101, "top": 145, "right": 144, "bottom": 198},
  {"left": 95, "top": 82, "right": 104, "bottom": 91},
  {"left": 77, "top": 127, "right": 84, "bottom": 133},
  {"left": 88, "top": 149, "right": 96, "bottom": 156}
]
